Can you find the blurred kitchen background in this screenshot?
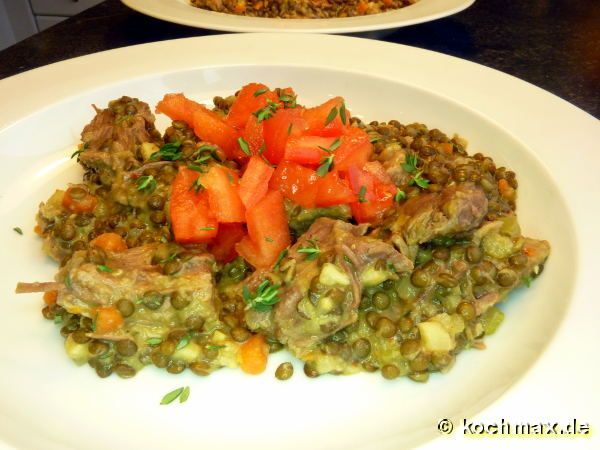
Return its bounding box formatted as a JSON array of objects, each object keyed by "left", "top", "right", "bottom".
[{"left": 1, "top": 0, "right": 102, "bottom": 50}]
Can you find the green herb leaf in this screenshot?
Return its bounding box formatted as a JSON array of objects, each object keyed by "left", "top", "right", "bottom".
[
  {"left": 273, "top": 249, "right": 288, "bottom": 269},
  {"left": 410, "top": 171, "right": 430, "bottom": 189},
  {"left": 13, "top": 227, "right": 23, "bottom": 235},
  {"left": 207, "top": 344, "right": 226, "bottom": 350},
  {"left": 253, "top": 101, "right": 279, "bottom": 123},
  {"left": 243, "top": 280, "right": 281, "bottom": 312},
  {"left": 179, "top": 386, "right": 190, "bottom": 403},
  {"left": 189, "top": 177, "right": 204, "bottom": 193},
  {"left": 150, "top": 141, "right": 182, "bottom": 161},
  {"left": 339, "top": 103, "right": 347, "bottom": 125},
  {"left": 54, "top": 315, "right": 63, "bottom": 324},
  {"left": 522, "top": 275, "right": 533, "bottom": 288},
  {"left": 279, "top": 93, "right": 297, "bottom": 108},
  {"left": 188, "top": 164, "right": 207, "bottom": 174},
  {"left": 199, "top": 226, "right": 215, "bottom": 231},
  {"left": 253, "top": 88, "right": 268, "bottom": 97},
  {"left": 343, "top": 255, "right": 354, "bottom": 265},
  {"left": 146, "top": 337, "right": 162, "bottom": 346},
  {"left": 96, "top": 264, "right": 113, "bottom": 273},
  {"left": 358, "top": 185, "right": 368, "bottom": 203},
  {"left": 176, "top": 334, "right": 191, "bottom": 350},
  {"left": 402, "top": 153, "right": 418, "bottom": 174},
  {"left": 297, "top": 239, "right": 321, "bottom": 261},
  {"left": 265, "top": 236, "right": 274, "bottom": 243},
  {"left": 136, "top": 175, "right": 157, "bottom": 193},
  {"left": 394, "top": 189, "right": 406, "bottom": 202},
  {"left": 369, "top": 136, "right": 382, "bottom": 143},
  {"left": 192, "top": 144, "right": 222, "bottom": 164},
  {"left": 325, "top": 106, "right": 338, "bottom": 126},
  {"left": 316, "top": 154, "right": 334, "bottom": 177},
  {"left": 161, "top": 387, "right": 184, "bottom": 405},
  {"left": 70, "top": 149, "right": 83, "bottom": 159},
  {"left": 287, "top": 123, "right": 293, "bottom": 135},
  {"left": 237, "top": 137, "right": 251, "bottom": 156},
  {"left": 64, "top": 274, "right": 72, "bottom": 289}
]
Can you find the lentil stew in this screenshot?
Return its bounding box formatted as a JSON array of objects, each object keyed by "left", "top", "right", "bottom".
[{"left": 16, "top": 83, "right": 549, "bottom": 383}]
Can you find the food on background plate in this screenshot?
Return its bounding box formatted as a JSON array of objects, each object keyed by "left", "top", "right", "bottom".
[
  {"left": 189, "top": 0, "right": 419, "bottom": 19},
  {"left": 16, "top": 82, "right": 549, "bottom": 383}
]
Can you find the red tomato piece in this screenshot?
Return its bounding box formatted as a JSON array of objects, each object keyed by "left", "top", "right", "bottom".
[
  {"left": 236, "top": 190, "right": 291, "bottom": 269},
  {"left": 270, "top": 161, "right": 319, "bottom": 208},
  {"left": 239, "top": 156, "right": 274, "bottom": 209},
  {"left": 303, "top": 97, "right": 349, "bottom": 137},
  {"left": 170, "top": 167, "right": 218, "bottom": 244},
  {"left": 315, "top": 171, "right": 356, "bottom": 207},
  {"left": 284, "top": 135, "right": 338, "bottom": 166},
  {"left": 347, "top": 165, "right": 395, "bottom": 224},
  {"left": 208, "top": 223, "right": 246, "bottom": 263},
  {"left": 334, "top": 127, "right": 373, "bottom": 173},
  {"left": 155, "top": 93, "right": 202, "bottom": 125},
  {"left": 241, "top": 115, "right": 265, "bottom": 156},
  {"left": 226, "top": 83, "right": 279, "bottom": 130},
  {"left": 192, "top": 105, "right": 240, "bottom": 160},
  {"left": 202, "top": 165, "right": 245, "bottom": 223},
  {"left": 262, "top": 107, "right": 307, "bottom": 165}
]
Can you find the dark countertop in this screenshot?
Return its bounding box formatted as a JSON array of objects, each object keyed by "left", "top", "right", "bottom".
[{"left": 0, "top": 0, "right": 598, "bottom": 118}]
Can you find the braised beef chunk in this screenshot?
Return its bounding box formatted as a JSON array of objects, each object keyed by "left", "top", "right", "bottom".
[
  {"left": 54, "top": 245, "right": 219, "bottom": 332},
  {"left": 78, "top": 97, "right": 163, "bottom": 183},
  {"left": 244, "top": 218, "right": 413, "bottom": 356},
  {"left": 389, "top": 183, "right": 488, "bottom": 246}
]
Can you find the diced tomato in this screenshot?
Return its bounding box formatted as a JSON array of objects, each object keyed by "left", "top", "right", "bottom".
[
  {"left": 155, "top": 93, "right": 202, "bottom": 125},
  {"left": 239, "top": 156, "right": 274, "bottom": 209},
  {"left": 170, "top": 167, "right": 218, "bottom": 244},
  {"left": 226, "top": 83, "right": 279, "bottom": 130},
  {"left": 315, "top": 171, "right": 356, "bottom": 207},
  {"left": 284, "top": 135, "right": 337, "bottom": 166},
  {"left": 303, "top": 97, "right": 349, "bottom": 137},
  {"left": 241, "top": 115, "right": 265, "bottom": 156},
  {"left": 347, "top": 165, "right": 395, "bottom": 224},
  {"left": 62, "top": 186, "right": 97, "bottom": 213},
  {"left": 262, "top": 107, "right": 307, "bottom": 165},
  {"left": 208, "top": 223, "right": 246, "bottom": 263},
  {"left": 334, "top": 127, "right": 372, "bottom": 173},
  {"left": 362, "top": 161, "right": 393, "bottom": 185},
  {"left": 192, "top": 105, "right": 240, "bottom": 160},
  {"left": 202, "top": 165, "right": 245, "bottom": 223},
  {"left": 270, "top": 161, "right": 318, "bottom": 208},
  {"left": 236, "top": 190, "right": 290, "bottom": 269}
]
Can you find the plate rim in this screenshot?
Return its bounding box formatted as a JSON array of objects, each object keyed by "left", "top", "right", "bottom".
[
  {"left": 120, "top": 0, "right": 476, "bottom": 33},
  {"left": 0, "top": 33, "right": 598, "bottom": 450}
]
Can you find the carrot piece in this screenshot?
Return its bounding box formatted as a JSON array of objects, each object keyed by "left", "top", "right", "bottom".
[
  {"left": 438, "top": 142, "right": 454, "bottom": 154},
  {"left": 62, "top": 187, "right": 97, "bottom": 213},
  {"left": 498, "top": 179, "right": 516, "bottom": 200},
  {"left": 90, "top": 233, "right": 128, "bottom": 252},
  {"left": 95, "top": 306, "right": 124, "bottom": 334},
  {"left": 34, "top": 225, "right": 43, "bottom": 236},
  {"left": 43, "top": 291, "right": 58, "bottom": 306},
  {"left": 239, "top": 334, "right": 269, "bottom": 375}
]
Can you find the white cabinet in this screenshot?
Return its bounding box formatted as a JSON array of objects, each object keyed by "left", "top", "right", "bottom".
[
  {"left": 30, "top": 0, "right": 103, "bottom": 16},
  {"left": 0, "top": 0, "right": 104, "bottom": 51}
]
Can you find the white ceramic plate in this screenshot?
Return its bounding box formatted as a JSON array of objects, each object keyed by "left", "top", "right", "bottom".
[
  {"left": 120, "top": 0, "right": 475, "bottom": 33},
  {"left": 0, "top": 34, "right": 598, "bottom": 450}
]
